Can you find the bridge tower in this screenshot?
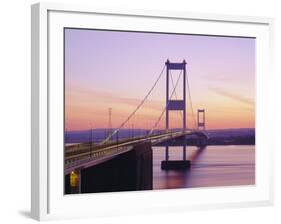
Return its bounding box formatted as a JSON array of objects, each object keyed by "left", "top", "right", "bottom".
[
  {"left": 162, "top": 59, "right": 189, "bottom": 169},
  {"left": 165, "top": 59, "right": 186, "bottom": 131},
  {"left": 197, "top": 109, "right": 205, "bottom": 130}
]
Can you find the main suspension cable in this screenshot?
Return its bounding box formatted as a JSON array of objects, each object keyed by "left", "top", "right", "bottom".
[
  {"left": 186, "top": 66, "right": 197, "bottom": 129},
  {"left": 148, "top": 70, "right": 183, "bottom": 136},
  {"left": 101, "top": 65, "right": 166, "bottom": 144}
]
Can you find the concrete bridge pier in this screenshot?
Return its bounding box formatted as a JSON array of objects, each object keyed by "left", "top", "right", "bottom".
[
  {"left": 183, "top": 145, "right": 186, "bottom": 160},
  {"left": 161, "top": 139, "right": 191, "bottom": 170},
  {"left": 196, "top": 135, "right": 208, "bottom": 148},
  {"left": 65, "top": 142, "right": 153, "bottom": 194},
  {"left": 165, "top": 140, "right": 187, "bottom": 161}
]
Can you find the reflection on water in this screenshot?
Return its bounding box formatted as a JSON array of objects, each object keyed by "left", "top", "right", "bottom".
[{"left": 153, "top": 145, "right": 255, "bottom": 189}]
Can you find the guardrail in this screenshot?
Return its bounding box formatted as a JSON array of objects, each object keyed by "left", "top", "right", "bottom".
[{"left": 65, "top": 130, "right": 190, "bottom": 166}]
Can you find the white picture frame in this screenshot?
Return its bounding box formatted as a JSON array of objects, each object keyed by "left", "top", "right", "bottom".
[{"left": 31, "top": 2, "right": 274, "bottom": 221}]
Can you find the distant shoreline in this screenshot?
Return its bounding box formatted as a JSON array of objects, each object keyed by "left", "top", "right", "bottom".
[
  {"left": 66, "top": 127, "right": 255, "bottom": 133},
  {"left": 65, "top": 128, "right": 255, "bottom": 145}
]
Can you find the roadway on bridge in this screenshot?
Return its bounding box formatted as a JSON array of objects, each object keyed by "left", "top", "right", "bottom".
[{"left": 64, "top": 130, "right": 206, "bottom": 174}]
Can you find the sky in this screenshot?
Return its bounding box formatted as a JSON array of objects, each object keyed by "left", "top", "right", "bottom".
[{"left": 65, "top": 28, "right": 255, "bottom": 131}]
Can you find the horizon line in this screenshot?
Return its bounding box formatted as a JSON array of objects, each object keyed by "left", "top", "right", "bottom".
[{"left": 65, "top": 127, "right": 255, "bottom": 132}]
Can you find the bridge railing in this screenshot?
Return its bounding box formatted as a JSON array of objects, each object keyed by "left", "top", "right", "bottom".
[
  {"left": 65, "top": 134, "right": 154, "bottom": 164},
  {"left": 65, "top": 129, "right": 189, "bottom": 166},
  {"left": 65, "top": 144, "right": 135, "bottom": 170}
]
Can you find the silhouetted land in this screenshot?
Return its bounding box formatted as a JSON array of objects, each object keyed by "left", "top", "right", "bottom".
[
  {"left": 188, "top": 129, "right": 255, "bottom": 145},
  {"left": 65, "top": 128, "right": 255, "bottom": 145}
]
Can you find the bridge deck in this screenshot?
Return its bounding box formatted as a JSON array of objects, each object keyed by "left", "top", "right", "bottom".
[{"left": 64, "top": 130, "right": 207, "bottom": 174}]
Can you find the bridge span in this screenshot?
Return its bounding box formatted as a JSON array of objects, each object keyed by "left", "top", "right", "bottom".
[
  {"left": 65, "top": 129, "right": 208, "bottom": 175},
  {"left": 65, "top": 59, "right": 208, "bottom": 194}
]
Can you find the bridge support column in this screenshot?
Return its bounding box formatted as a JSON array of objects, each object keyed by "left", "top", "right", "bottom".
[
  {"left": 183, "top": 145, "right": 186, "bottom": 160},
  {"left": 196, "top": 135, "right": 208, "bottom": 149},
  {"left": 65, "top": 142, "right": 153, "bottom": 194},
  {"left": 165, "top": 146, "right": 169, "bottom": 161}
]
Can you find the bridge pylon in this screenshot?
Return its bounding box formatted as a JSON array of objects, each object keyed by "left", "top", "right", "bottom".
[
  {"left": 162, "top": 59, "right": 190, "bottom": 170},
  {"left": 197, "top": 109, "right": 206, "bottom": 130},
  {"left": 165, "top": 59, "right": 187, "bottom": 131}
]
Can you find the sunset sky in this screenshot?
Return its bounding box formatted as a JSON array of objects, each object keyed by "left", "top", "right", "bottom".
[{"left": 65, "top": 28, "right": 255, "bottom": 131}]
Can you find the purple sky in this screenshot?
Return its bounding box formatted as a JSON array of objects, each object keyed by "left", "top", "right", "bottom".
[{"left": 65, "top": 28, "right": 255, "bottom": 131}]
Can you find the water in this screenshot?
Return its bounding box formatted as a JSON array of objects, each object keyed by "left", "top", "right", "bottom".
[{"left": 152, "top": 145, "right": 255, "bottom": 190}]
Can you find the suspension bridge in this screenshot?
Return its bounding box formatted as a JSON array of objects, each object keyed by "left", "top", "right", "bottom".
[{"left": 65, "top": 59, "right": 208, "bottom": 194}]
